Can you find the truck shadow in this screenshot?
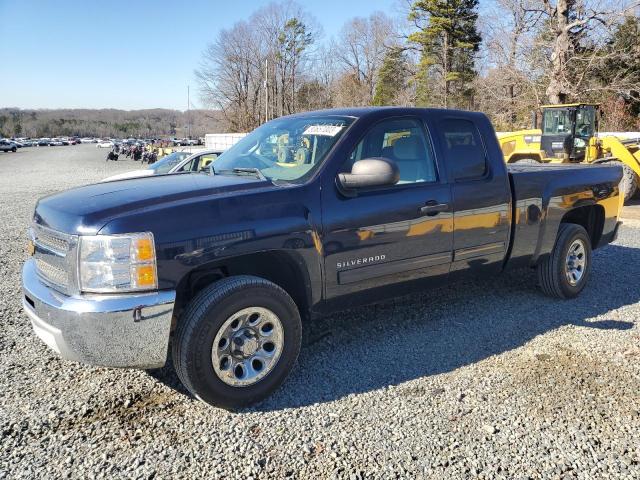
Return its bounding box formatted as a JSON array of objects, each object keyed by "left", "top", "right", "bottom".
[{"left": 148, "top": 244, "right": 639, "bottom": 411}]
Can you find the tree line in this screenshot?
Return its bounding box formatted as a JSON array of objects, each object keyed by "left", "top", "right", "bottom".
[
  {"left": 197, "top": 0, "right": 640, "bottom": 132},
  {"left": 0, "top": 108, "right": 223, "bottom": 139}
]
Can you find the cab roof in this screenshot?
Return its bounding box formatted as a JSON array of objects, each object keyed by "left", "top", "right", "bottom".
[
  {"left": 281, "top": 106, "right": 490, "bottom": 122},
  {"left": 541, "top": 103, "right": 600, "bottom": 109}
]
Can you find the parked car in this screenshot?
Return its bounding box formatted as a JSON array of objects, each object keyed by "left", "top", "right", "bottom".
[
  {"left": 96, "top": 140, "right": 114, "bottom": 148},
  {"left": 0, "top": 140, "right": 18, "bottom": 152},
  {"left": 48, "top": 139, "right": 64, "bottom": 146},
  {"left": 22, "top": 107, "right": 624, "bottom": 409},
  {"left": 37, "top": 139, "right": 50, "bottom": 147},
  {"left": 101, "top": 149, "right": 222, "bottom": 182}
]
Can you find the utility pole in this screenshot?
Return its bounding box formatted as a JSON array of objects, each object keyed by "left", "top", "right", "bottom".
[
  {"left": 264, "top": 58, "right": 269, "bottom": 123},
  {"left": 187, "top": 85, "right": 191, "bottom": 139}
]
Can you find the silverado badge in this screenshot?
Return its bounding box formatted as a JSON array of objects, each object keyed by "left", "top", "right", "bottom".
[{"left": 336, "top": 254, "right": 386, "bottom": 270}]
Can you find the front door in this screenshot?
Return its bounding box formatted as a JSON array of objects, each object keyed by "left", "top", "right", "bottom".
[{"left": 321, "top": 116, "right": 453, "bottom": 300}]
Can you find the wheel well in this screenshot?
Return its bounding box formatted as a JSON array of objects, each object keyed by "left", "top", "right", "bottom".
[
  {"left": 173, "top": 251, "right": 311, "bottom": 326},
  {"left": 560, "top": 205, "right": 605, "bottom": 248}
]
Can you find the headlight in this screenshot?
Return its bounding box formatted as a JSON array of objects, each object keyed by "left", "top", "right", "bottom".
[{"left": 79, "top": 232, "right": 157, "bottom": 293}]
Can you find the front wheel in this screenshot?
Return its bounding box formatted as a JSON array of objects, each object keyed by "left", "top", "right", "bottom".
[
  {"left": 172, "top": 275, "right": 302, "bottom": 409},
  {"left": 11, "top": 147, "right": 16, "bottom": 153},
  {"left": 537, "top": 223, "right": 592, "bottom": 299}
]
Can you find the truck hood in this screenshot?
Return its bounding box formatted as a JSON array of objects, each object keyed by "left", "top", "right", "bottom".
[
  {"left": 34, "top": 173, "right": 270, "bottom": 234},
  {"left": 101, "top": 169, "right": 155, "bottom": 182}
]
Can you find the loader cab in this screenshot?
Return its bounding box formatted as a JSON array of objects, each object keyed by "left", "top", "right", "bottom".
[{"left": 539, "top": 103, "right": 599, "bottom": 162}]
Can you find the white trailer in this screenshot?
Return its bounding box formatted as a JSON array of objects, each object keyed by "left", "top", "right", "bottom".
[{"left": 205, "top": 133, "right": 247, "bottom": 151}]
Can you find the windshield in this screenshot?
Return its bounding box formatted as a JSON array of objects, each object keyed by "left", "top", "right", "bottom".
[
  {"left": 542, "top": 108, "right": 572, "bottom": 135},
  {"left": 149, "top": 151, "right": 191, "bottom": 174},
  {"left": 212, "top": 115, "right": 354, "bottom": 183},
  {"left": 575, "top": 106, "right": 596, "bottom": 138}
]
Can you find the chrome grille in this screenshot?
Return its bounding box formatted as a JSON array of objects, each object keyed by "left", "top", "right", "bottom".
[
  {"left": 35, "top": 228, "right": 69, "bottom": 255},
  {"left": 35, "top": 257, "right": 68, "bottom": 287},
  {"left": 31, "top": 223, "right": 78, "bottom": 294}
]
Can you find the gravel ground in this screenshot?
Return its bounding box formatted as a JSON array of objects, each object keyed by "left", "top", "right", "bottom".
[{"left": 1, "top": 145, "right": 639, "bottom": 479}]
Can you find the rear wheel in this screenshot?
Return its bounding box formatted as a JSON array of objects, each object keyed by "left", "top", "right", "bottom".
[
  {"left": 11, "top": 147, "right": 16, "bottom": 153},
  {"left": 537, "top": 223, "right": 592, "bottom": 299},
  {"left": 172, "top": 275, "right": 302, "bottom": 409},
  {"left": 603, "top": 160, "right": 637, "bottom": 202}
]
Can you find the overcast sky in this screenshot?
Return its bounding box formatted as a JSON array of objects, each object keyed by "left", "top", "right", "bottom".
[{"left": 0, "top": 0, "right": 400, "bottom": 111}]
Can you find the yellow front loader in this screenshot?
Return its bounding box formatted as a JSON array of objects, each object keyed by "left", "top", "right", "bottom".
[{"left": 497, "top": 103, "right": 640, "bottom": 202}]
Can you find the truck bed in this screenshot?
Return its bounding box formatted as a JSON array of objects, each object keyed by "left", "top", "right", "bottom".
[{"left": 505, "top": 162, "right": 623, "bottom": 269}]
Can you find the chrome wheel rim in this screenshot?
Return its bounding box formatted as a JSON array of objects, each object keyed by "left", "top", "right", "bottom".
[
  {"left": 565, "top": 239, "right": 587, "bottom": 286},
  {"left": 212, "top": 307, "right": 284, "bottom": 387}
]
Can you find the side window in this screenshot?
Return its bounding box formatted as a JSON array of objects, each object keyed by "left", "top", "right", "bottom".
[
  {"left": 346, "top": 118, "right": 437, "bottom": 184},
  {"left": 175, "top": 158, "right": 195, "bottom": 172},
  {"left": 439, "top": 119, "right": 487, "bottom": 181},
  {"left": 194, "top": 153, "right": 219, "bottom": 171}
]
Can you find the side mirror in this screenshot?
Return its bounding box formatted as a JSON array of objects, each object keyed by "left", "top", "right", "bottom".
[{"left": 338, "top": 158, "right": 400, "bottom": 190}]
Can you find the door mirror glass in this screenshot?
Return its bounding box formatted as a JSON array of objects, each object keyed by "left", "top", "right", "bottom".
[{"left": 338, "top": 158, "right": 400, "bottom": 189}]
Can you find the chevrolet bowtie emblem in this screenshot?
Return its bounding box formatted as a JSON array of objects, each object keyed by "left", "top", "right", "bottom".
[{"left": 27, "top": 240, "right": 35, "bottom": 256}]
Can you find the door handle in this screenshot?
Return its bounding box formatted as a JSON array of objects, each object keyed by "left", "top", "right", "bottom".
[{"left": 419, "top": 201, "right": 449, "bottom": 216}]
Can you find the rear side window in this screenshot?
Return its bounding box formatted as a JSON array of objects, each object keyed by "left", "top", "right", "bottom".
[{"left": 440, "top": 119, "right": 487, "bottom": 181}]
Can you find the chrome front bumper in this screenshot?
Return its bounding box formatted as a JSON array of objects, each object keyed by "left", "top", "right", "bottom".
[{"left": 22, "top": 259, "right": 175, "bottom": 369}]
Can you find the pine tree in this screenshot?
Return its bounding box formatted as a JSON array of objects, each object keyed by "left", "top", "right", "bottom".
[
  {"left": 373, "top": 47, "right": 409, "bottom": 106},
  {"left": 408, "top": 0, "right": 481, "bottom": 108}
]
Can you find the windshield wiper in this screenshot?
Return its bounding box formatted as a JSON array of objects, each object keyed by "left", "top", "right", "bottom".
[{"left": 219, "top": 167, "right": 267, "bottom": 180}]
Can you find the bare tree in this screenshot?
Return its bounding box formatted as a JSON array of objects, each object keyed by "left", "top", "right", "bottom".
[
  {"left": 475, "top": 0, "right": 546, "bottom": 128},
  {"left": 525, "top": 0, "right": 640, "bottom": 103},
  {"left": 332, "top": 12, "right": 395, "bottom": 106},
  {"left": 297, "top": 45, "right": 336, "bottom": 110},
  {"left": 475, "top": 0, "right": 640, "bottom": 129},
  {"left": 196, "top": 21, "right": 263, "bottom": 131},
  {"left": 196, "top": 1, "right": 318, "bottom": 131},
  {"left": 254, "top": 1, "right": 319, "bottom": 120}
]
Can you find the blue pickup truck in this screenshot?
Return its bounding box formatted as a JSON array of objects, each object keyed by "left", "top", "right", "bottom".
[{"left": 23, "top": 107, "right": 624, "bottom": 408}]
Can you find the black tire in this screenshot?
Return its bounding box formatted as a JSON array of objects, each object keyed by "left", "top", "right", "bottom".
[
  {"left": 172, "top": 275, "right": 302, "bottom": 409},
  {"left": 514, "top": 158, "right": 540, "bottom": 165},
  {"left": 603, "top": 160, "right": 637, "bottom": 202},
  {"left": 537, "top": 223, "right": 592, "bottom": 299},
  {"left": 11, "top": 147, "right": 16, "bottom": 153}
]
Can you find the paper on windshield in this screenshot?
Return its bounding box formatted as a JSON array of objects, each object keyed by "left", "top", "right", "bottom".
[{"left": 303, "top": 125, "right": 344, "bottom": 137}]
